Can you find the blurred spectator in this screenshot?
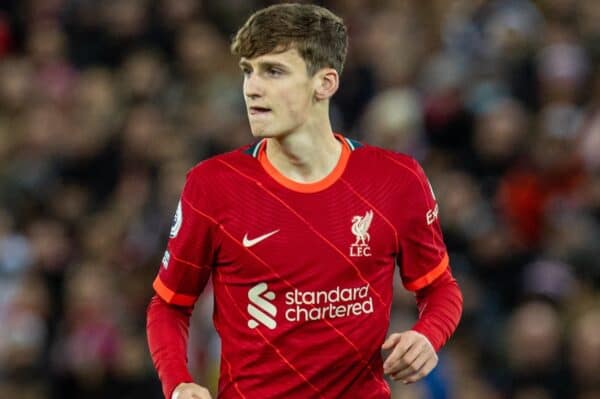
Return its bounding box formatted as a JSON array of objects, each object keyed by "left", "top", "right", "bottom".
[
  {"left": 505, "top": 300, "right": 568, "bottom": 399},
  {"left": 568, "top": 308, "right": 600, "bottom": 395},
  {"left": 360, "top": 88, "right": 424, "bottom": 156}
]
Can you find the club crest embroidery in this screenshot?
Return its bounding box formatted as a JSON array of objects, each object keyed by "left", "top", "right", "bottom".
[{"left": 350, "top": 210, "right": 373, "bottom": 257}]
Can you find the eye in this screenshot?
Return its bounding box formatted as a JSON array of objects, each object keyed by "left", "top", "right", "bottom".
[
  {"left": 241, "top": 66, "right": 252, "bottom": 76},
  {"left": 267, "top": 68, "right": 283, "bottom": 77}
]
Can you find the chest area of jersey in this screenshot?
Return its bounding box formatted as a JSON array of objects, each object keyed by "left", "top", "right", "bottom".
[{"left": 213, "top": 189, "right": 397, "bottom": 282}]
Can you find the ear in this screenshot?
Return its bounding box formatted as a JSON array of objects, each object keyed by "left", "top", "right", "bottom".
[{"left": 313, "top": 68, "right": 339, "bottom": 101}]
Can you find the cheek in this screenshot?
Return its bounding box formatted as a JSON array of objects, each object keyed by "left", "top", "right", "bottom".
[{"left": 281, "top": 88, "right": 312, "bottom": 121}]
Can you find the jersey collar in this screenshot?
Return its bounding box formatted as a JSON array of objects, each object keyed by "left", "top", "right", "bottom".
[{"left": 255, "top": 133, "right": 353, "bottom": 193}]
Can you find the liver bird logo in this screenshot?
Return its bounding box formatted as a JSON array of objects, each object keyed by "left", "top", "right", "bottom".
[{"left": 351, "top": 210, "right": 373, "bottom": 246}]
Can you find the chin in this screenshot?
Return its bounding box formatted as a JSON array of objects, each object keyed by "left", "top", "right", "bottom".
[
  {"left": 250, "top": 128, "right": 283, "bottom": 139},
  {"left": 250, "top": 129, "right": 269, "bottom": 138}
]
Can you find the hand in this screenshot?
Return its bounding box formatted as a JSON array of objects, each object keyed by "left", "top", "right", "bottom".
[
  {"left": 172, "top": 382, "right": 213, "bottom": 399},
  {"left": 381, "top": 330, "right": 438, "bottom": 384}
]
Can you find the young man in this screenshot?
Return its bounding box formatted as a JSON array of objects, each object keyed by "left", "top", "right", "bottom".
[{"left": 147, "top": 4, "right": 462, "bottom": 399}]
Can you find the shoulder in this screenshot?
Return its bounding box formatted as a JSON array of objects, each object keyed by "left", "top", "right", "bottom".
[
  {"left": 186, "top": 143, "right": 257, "bottom": 183},
  {"left": 349, "top": 142, "right": 435, "bottom": 206},
  {"left": 351, "top": 142, "right": 425, "bottom": 180},
  {"left": 181, "top": 143, "right": 260, "bottom": 205}
]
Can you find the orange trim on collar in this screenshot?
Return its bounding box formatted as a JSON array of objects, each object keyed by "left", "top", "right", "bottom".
[{"left": 258, "top": 134, "right": 351, "bottom": 193}]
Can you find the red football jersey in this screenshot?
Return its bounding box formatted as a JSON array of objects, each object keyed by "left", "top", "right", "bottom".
[{"left": 153, "top": 134, "right": 448, "bottom": 398}]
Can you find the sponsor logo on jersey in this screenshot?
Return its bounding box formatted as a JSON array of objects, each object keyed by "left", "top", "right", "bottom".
[
  {"left": 426, "top": 203, "right": 439, "bottom": 225},
  {"left": 243, "top": 229, "right": 280, "bottom": 248},
  {"left": 170, "top": 201, "right": 182, "bottom": 238},
  {"left": 425, "top": 179, "right": 439, "bottom": 225},
  {"left": 350, "top": 210, "right": 373, "bottom": 257},
  {"left": 284, "top": 284, "right": 374, "bottom": 322},
  {"left": 247, "top": 283, "right": 374, "bottom": 329},
  {"left": 247, "top": 282, "right": 277, "bottom": 329},
  {"left": 161, "top": 250, "right": 170, "bottom": 269}
]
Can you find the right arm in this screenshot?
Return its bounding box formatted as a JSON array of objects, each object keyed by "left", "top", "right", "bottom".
[
  {"left": 147, "top": 166, "right": 219, "bottom": 398},
  {"left": 146, "top": 295, "right": 201, "bottom": 398}
]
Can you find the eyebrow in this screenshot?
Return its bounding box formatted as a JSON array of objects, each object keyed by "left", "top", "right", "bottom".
[{"left": 239, "top": 59, "right": 289, "bottom": 70}]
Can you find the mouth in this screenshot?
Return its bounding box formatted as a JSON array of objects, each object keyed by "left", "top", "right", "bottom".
[{"left": 249, "top": 106, "right": 272, "bottom": 115}]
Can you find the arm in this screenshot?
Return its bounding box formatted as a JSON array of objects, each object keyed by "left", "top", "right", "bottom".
[
  {"left": 382, "top": 156, "right": 463, "bottom": 383},
  {"left": 382, "top": 268, "right": 463, "bottom": 383},
  {"left": 412, "top": 267, "right": 463, "bottom": 351},
  {"left": 146, "top": 295, "right": 193, "bottom": 398},
  {"left": 147, "top": 295, "right": 213, "bottom": 399},
  {"left": 147, "top": 167, "right": 219, "bottom": 398}
]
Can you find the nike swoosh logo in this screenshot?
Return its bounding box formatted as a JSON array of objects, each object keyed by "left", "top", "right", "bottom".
[{"left": 243, "top": 229, "right": 280, "bottom": 247}]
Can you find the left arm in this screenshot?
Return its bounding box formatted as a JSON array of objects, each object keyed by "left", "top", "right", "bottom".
[
  {"left": 383, "top": 155, "right": 463, "bottom": 383},
  {"left": 382, "top": 268, "right": 462, "bottom": 383}
]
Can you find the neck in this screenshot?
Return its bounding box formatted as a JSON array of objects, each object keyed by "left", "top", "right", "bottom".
[{"left": 265, "top": 123, "right": 341, "bottom": 183}]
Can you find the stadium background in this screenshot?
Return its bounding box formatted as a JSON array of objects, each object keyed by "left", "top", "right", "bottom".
[{"left": 0, "top": 0, "right": 598, "bottom": 398}]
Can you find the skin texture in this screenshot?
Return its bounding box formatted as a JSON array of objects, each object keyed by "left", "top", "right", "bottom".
[
  {"left": 382, "top": 331, "right": 439, "bottom": 384},
  {"left": 172, "top": 383, "right": 212, "bottom": 399},
  {"left": 240, "top": 48, "right": 343, "bottom": 184}
]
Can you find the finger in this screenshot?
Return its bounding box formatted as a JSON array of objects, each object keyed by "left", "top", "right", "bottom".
[
  {"left": 180, "top": 389, "right": 212, "bottom": 399},
  {"left": 391, "top": 349, "right": 429, "bottom": 381},
  {"left": 383, "top": 338, "right": 413, "bottom": 373},
  {"left": 194, "top": 388, "right": 213, "bottom": 399},
  {"left": 381, "top": 333, "right": 401, "bottom": 350},
  {"left": 398, "top": 353, "right": 438, "bottom": 383},
  {"left": 386, "top": 341, "right": 426, "bottom": 375},
  {"left": 402, "top": 356, "right": 438, "bottom": 384}
]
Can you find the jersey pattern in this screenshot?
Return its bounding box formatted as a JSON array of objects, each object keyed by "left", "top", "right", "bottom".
[{"left": 153, "top": 135, "right": 448, "bottom": 398}]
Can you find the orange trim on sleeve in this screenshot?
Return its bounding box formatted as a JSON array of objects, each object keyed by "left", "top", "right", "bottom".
[
  {"left": 153, "top": 276, "right": 198, "bottom": 306},
  {"left": 258, "top": 134, "right": 350, "bottom": 193},
  {"left": 404, "top": 252, "right": 449, "bottom": 291}
]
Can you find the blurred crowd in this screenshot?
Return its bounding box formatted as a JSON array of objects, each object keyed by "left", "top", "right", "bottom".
[{"left": 0, "top": 0, "right": 598, "bottom": 398}]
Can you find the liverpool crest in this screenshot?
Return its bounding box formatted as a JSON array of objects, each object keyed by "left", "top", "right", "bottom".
[{"left": 350, "top": 210, "right": 373, "bottom": 257}]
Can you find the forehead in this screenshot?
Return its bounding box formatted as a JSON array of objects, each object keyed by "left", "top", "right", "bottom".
[{"left": 240, "top": 47, "right": 306, "bottom": 69}]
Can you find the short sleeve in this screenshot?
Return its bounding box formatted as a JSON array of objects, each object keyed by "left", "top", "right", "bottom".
[
  {"left": 396, "top": 160, "right": 449, "bottom": 291},
  {"left": 152, "top": 170, "right": 218, "bottom": 306}
]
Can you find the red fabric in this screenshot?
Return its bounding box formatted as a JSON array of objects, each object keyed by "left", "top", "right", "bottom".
[
  {"left": 411, "top": 268, "right": 463, "bottom": 351},
  {"left": 149, "top": 135, "right": 460, "bottom": 398},
  {"left": 146, "top": 295, "right": 194, "bottom": 399}
]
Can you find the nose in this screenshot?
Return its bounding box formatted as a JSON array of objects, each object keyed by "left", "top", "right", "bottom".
[{"left": 244, "top": 73, "right": 263, "bottom": 100}]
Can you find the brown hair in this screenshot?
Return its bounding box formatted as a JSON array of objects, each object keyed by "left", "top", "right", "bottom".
[{"left": 231, "top": 3, "right": 348, "bottom": 76}]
